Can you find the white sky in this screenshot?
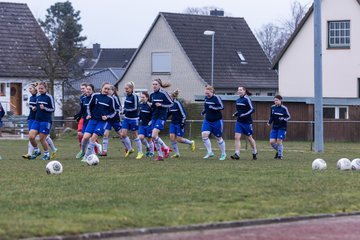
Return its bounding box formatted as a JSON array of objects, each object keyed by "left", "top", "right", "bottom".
[{"left": 8, "top": 0, "right": 312, "bottom": 48}]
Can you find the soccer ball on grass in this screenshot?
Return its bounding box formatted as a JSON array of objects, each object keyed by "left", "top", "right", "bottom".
[
  {"left": 351, "top": 158, "right": 360, "bottom": 170},
  {"left": 46, "top": 160, "right": 63, "bottom": 175},
  {"left": 86, "top": 154, "right": 99, "bottom": 166},
  {"left": 311, "top": 158, "right": 327, "bottom": 171},
  {"left": 337, "top": 158, "right": 351, "bottom": 171}
]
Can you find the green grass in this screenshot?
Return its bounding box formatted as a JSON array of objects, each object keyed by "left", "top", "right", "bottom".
[{"left": 1, "top": 134, "right": 360, "bottom": 239}]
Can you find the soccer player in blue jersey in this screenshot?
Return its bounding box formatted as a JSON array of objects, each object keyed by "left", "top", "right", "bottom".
[
  {"left": 0, "top": 101, "right": 4, "bottom": 137},
  {"left": 267, "top": 95, "right": 291, "bottom": 160},
  {"left": 137, "top": 91, "right": 154, "bottom": 158},
  {"left": 201, "top": 85, "right": 226, "bottom": 160},
  {"left": 99, "top": 85, "right": 123, "bottom": 156},
  {"left": 120, "top": 81, "right": 141, "bottom": 158},
  {"left": 149, "top": 78, "right": 173, "bottom": 161},
  {"left": 230, "top": 86, "right": 257, "bottom": 160},
  {"left": 75, "top": 84, "right": 95, "bottom": 159},
  {"left": 81, "top": 82, "right": 116, "bottom": 161},
  {"left": 28, "top": 82, "right": 56, "bottom": 160},
  {"left": 168, "top": 89, "right": 195, "bottom": 158},
  {"left": 74, "top": 82, "right": 88, "bottom": 149}
]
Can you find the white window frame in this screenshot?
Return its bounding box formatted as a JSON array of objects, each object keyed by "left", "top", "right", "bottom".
[
  {"left": 328, "top": 20, "right": 350, "bottom": 48},
  {"left": 236, "top": 51, "right": 248, "bottom": 64},
  {"left": 151, "top": 52, "right": 171, "bottom": 74},
  {"left": 323, "top": 106, "right": 349, "bottom": 119}
]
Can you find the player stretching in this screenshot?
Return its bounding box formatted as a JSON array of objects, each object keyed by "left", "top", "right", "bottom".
[{"left": 267, "top": 95, "right": 291, "bottom": 160}]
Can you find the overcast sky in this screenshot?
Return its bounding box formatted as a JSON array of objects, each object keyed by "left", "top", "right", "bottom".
[{"left": 9, "top": 0, "right": 312, "bottom": 48}]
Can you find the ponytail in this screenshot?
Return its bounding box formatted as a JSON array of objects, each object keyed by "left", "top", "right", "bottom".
[{"left": 154, "top": 78, "right": 171, "bottom": 88}]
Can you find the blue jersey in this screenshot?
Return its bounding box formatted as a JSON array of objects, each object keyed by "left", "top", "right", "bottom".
[
  {"left": 35, "top": 93, "right": 54, "bottom": 122},
  {"left": 268, "top": 104, "right": 291, "bottom": 130},
  {"left": 202, "top": 94, "right": 224, "bottom": 122},
  {"left": 110, "top": 94, "right": 122, "bottom": 122},
  {"left": 233, "top": 95, "right": 255, "bottom": 124},
  {"left": 123, "top": 93, "right": 139, "bottom": 119},
  {"left": 87, "top": 93, "right": 116, "bottom": 121},
  {"left": 139, "top": 102, "right": 152, "bottom": 126},
  {"left": 82, "top": 95, "right": 92, "bottom": 119},
  {"left": 0, "top": 102, "right": 4, "bottom": 119},
  {"left": 27, "top": 93, "right": 37, "bottom": 120},
  {"left": 149, "top": 89, "right": 173, "bottom": 120},
  {"left": 168, "top": 99, "right": 186, "bottom": 125}
]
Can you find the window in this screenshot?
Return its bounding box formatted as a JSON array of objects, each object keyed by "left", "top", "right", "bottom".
[
  {"left": 328, "top": 20, "right": 350, "bottom": 48},
  {"left": 151, "top": 52, "right": 171, "bottom": 73},
  {"left": 323, "top": 106, "right": 348, "bottom": 119},
  {"left": 0, "top": 83, "right": 5, "bottom": 96},
  {"left": 236, "top": 51, "right": 248, "bottom": 64},
  {"left": 267, "top": 92, "right": 275, "bottom": 96}
]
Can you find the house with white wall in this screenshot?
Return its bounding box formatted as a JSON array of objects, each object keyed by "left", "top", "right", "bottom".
[
  {"left": 0, "top": 2, "right": 66, "bottom": 118},
  {"left": 116, "top": 12, "right": 278, "bottom": 101},
  {"left": 273, "top": 0, "right": 360, "bottom": 120}
]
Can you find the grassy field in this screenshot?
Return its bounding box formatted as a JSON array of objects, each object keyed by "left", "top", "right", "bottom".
[{"left": 1, "top": 133, "right": 360, "bottom": 239}]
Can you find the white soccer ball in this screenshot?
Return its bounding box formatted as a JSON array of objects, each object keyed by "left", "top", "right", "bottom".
[
  {"left": 351, "top": 158, "right": 360, "bottom": 170},
  {"left": 46, "top": 161, "right": 63, "bottom": 175},
  {"left": 312, "top": 158, "right": 327, "bottom": 170},
  {"left": 86, "top": 154, "right": 99, "bottom": 166},
  {"left": 337, "top": 158, "right": 352, "bottom": 171}
]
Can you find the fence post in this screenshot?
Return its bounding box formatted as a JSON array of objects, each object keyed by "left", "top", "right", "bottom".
[{"left": 20, "top": 121, "right": 24, "bottom": 139}]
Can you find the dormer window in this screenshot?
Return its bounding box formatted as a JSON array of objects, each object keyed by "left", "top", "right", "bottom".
[{"left": 237, "top": 51, "right": 247, "bottom": 64}]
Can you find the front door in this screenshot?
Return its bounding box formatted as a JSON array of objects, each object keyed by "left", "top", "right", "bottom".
[{"left": 10, "top": 83, "right": 22, "bottom": 115}]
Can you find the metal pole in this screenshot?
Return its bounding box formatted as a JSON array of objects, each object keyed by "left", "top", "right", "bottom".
[
  {"left": 314, "top": 0, "right": 324, "bottom": 152},
  {"left": 211, "top": 34, "right": 214, "bottom": 86}
]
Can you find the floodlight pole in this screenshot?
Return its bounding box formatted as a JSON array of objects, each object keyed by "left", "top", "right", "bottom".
[
  {"left": 204, "top": 30, "right": 215, "bottom": 86},
  {"left": 314, "top": 0, "right": 324, "bottom": 152}
]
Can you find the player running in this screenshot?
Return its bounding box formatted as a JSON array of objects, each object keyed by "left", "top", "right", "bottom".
[{"left": 137, "top": 91, "right": 154, "bottom": 158}]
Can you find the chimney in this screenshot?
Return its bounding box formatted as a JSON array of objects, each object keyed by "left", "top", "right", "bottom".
[
  {"left": 92, "top": 43, "right": 101, "bottom": 59},
  {"left": 210, "top": 9, "right": 224, "bottom": 16}
]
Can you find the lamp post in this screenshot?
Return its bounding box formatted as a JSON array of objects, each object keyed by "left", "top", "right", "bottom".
[{"left": 204, "top": 30, "right": 215, "bottom": 86}]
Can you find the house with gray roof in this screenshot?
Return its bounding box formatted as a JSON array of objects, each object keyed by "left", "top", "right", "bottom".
[
  {"left": 67, "top": 44, "right": 136, "bottom": 93},
  {"left": 0, "top": 2, "right": 67, "bottom": 117},
  {"left": 115, "top": 12, "right": 278, "bottom": 101}
]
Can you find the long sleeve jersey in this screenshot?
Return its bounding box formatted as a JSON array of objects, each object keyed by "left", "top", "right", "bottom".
[
  {"left": 81, "top": 95, "right": 92, "bottom": 119},
  {"left": 75, "top": 94, "right": 86, "bottom": 118},
  {"left": 149, "top": 89, "right": 173, "bottom": 120},
  {"left": 87, "top": 93, "right": 116, "bottom": 121},
  {"left": 27, "top": 93, "right": 37, "bottom": 120},
  {"left": 168, "top": 99, "right": 186, "bottom": 125},
  {"left": 202, "top": 94, "right": 224, "bottom": 122},
  {"left": 268, "top": 104, "right": 291, "bottom": 130},
  {"left": 110, "top": 94, "right": 122, "bottom": 122},
  {"left": 0, "top": 102, "right": 4, "bottom": 119},
  {"left": 35, "top": 93, "right": 55, "bottom": 122},
  {"left": 123, "top": 93, "right": 139, "bottom": 119},
  {"left": 139, "top": 102, "right": 152, "bottom": 126},
  {"left": 233, "top": 95, "right": 255, "bottom": 124}
]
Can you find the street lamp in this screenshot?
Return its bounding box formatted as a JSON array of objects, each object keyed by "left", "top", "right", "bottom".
[{"left": 204, "top": 30, "right": 215, "bottom": 86}]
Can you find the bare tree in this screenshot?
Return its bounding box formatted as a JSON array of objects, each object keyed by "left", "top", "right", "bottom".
[
  {"left": 256, "top": 0, "right": 309, "bottom": 63},
  {"left": 183, "top": 6, "right": 224, "bottom": 15}
]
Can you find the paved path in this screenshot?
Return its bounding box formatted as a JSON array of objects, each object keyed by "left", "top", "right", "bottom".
[{"left": 106, "top": 215, "right": 360, "bottom": 240}]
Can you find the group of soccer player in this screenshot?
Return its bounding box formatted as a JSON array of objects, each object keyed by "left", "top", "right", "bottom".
[
  {"left": 23, "top": 78, "right": 291, "bottom": 161},
  {"left": 72, "top": 79, "right": 291, "bottom": 161}
]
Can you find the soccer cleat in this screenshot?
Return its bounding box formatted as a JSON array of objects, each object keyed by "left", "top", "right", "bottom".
[
  {"left": 156, "top": 156, "right": 164, "bottom": 161},
  {"left": 22, "top": 153, "right": 31, "bottom": 159},
  {"left": 29, "top": 150, "right": 41, "bottom": 160},
  {"left": 81, "top": 156, "right": 87, "bottom": 162},
  {"left": 219, "top": 153, "right": 227, "bottom": 161},
  {"left": 148, "top": 152, "right": 155, "bottom": 157},
  {"left": 41, "top": 155, "right": 50, "bottom": 161},
  {"left": 230, "top": 153, "right": 240, "bottom": 160},
  {"left": 278, "top": 155, "right": 283, "bottom": 160},
  {"left": 96, "top": 143, "right": 102, "bottom": 154},
  {"left": 76, "top": 151, "right": 85, "bottom": 159},
  {"left": 50, "top": 148, "right": 58, "bottom": 160},
  {"left": 191, "top": 140, "right": 195, "bottom": 152},
  {"left": 125, "top": 148, "right": 134, "bottom": 158},
  {"left": 171, "top": 154, "right": 180, "bottom": 158},
  {"left": 203, "top": 152, "right": 215, "bottom": 159},
  {"left": 145, "top": 147, "right": 150, "bottom": 157},
  {"left": 99, "top": 151, "right": 108, "bottom": 157},
  {"left": 164, "top": 147, "right": 170, "bottom": 158},
  {"left": 136, "top": 152, "right": 144, "bottom": 160},
  {"left": 252, "top": 153, "right": 258, "bottom": 160},
  {"left": 274, "top": 152, "right": 279, "bottom": 159}
]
